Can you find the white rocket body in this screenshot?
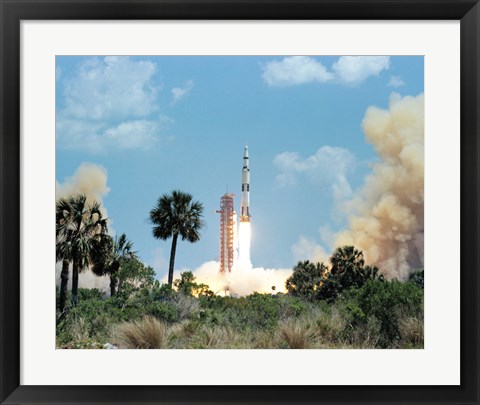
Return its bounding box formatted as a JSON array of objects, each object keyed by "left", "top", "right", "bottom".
[{"left": 240, "top": 145, "right": 251, "bottom": 222}]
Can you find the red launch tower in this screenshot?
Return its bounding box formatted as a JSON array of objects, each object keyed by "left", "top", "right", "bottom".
[{"left": 216, "top": 194, "right": 236, "bottom": 273}]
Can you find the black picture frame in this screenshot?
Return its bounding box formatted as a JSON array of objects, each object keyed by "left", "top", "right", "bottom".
[{"left": 1, "top": 1, "right": 479, "bottom": 404}]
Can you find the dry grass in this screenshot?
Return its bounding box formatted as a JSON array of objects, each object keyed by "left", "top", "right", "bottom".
[
  {"left": 279, "top": 319, "right": 316, "bottom": 349},
  {"left": 198, "top": 325, "right": 223, "bottom": 348},
  {"left": 252, "top": 330, "right": 279, "bottom": 349},
  {"left": 399, "top": 316, "right": 424, "bottom": 347},
  {"left": 107, "top": 303, "right": 423, "bottom": 350},
  {"left": 114, "top": 316, "right": 168, "bottom": 349},
  {"left": 70, "top": 317, "right": 90, "bottom": 342}
]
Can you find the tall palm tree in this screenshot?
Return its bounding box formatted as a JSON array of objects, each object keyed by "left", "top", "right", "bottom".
[
  {"left": 149, "top": 190, "right": 204, "bottom": 286},
  {"left": 56, "top": 194, "right": 108, "bottom": 306},
  {"left": 56, "top": 198, "right": 74, "bottom": 315},
  {"left": 91, "top": 233, "right": 137, "bottom": 297}
]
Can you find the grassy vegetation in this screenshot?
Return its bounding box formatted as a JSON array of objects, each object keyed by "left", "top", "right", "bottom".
[{"left": 56, "top": 270, "right": 424, "bottom": 349}]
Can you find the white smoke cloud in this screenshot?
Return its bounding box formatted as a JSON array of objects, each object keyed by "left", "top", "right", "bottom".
[
  {"left": 262, "top": 56, "right": 390, "bottom": 87},
  {"left": 335, "top": 93, "right": 424, "bottom": 279},
  {"left": 56, "top": 261, "right": 110, "bottom": 294},
  {"left": 164, "top": 261, "right": 292, "bottom": 297}
]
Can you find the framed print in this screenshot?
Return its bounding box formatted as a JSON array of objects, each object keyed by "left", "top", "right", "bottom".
[{"left": 1, "top": 0, "right": 479, "bottom": 404}]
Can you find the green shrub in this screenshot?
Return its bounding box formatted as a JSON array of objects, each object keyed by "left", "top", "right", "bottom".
[
  {"left": 147, "top": 301, "right": 179, "bottom": 323},
  {"left": 285, "top": 247, "right": 383, "bottom": 303},
  {"left": 408, "top": 269, "right": 424, "bottom": 289},
  {"left": 339, "top": 279, "right": 423, "bottom": 347}
]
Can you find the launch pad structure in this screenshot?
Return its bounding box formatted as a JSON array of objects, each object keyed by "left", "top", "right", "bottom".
[
  {"left": 216, "top": 145, "right": 251, "bottom": 274},
  {"left": 216, "top": 193, "right": 236, "bottom": 273}
]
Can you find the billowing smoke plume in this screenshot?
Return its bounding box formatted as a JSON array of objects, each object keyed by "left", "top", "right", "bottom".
[
  {"left": 165, "top": 261, "right": 292, "bottom": 297},
  {"left": 56, "top": 163, "right": 110, "bottom": 206},
  {"left": 335, "top": 93, "right": 424, "bottom": 279},
  {"left": 56, "top": 163, "right": 111, "bottom": 292}
]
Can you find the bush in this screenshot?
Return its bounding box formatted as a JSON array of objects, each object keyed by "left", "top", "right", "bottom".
[
  {"left": 285, "top": 247, "right": 383, "bottom": 303},
  {"left": 339, "top": 279, "right": 424, "bottom": 348},
  {"left": 408, "top": 269, "right": 424, "bottom": 289},
  {"left": 56, "top": 264, "right": 424, "bottom": 349},
  {"left": 147, "top": 301, "right": 179, "bottom": 323},
  {"left": 285, "top": 261, "right": 327, "bottom": 300}
]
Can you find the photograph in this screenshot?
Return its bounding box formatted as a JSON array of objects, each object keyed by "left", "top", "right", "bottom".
[
  {"left": 54, "top": 55, "right": 424, "bottom": 350},
  {"left": 2, "top": 0, "right": 479, "bottom": 401}
]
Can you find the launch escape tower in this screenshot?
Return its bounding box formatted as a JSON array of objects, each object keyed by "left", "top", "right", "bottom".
[{"left": 217, "top": 193, "right": 236, "bottom": 273}]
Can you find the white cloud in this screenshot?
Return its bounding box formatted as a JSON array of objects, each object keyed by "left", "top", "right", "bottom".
[
  {"left": 292, "top": 236, "right": 329, "bottom": 264},
  {"left": 262, "top": 56, "right": 390, "bottom": 86},
  {"left": 388, "top": 75, "right": 405, "bottom": 87},
  {"left": 104, "top": 120, "right": 160, "bottom": 149},
  {"left": 56, "top": 117, "right": 171, "bottom": 153},
  {"left": 262, "top": 56, "right": 333, "bottom": 86},
  {"left": 171, "top": 80, "right": 193, "bottom": 104},
  {"left": 332, "top": 56, "right": 390, "bottom": 84},
  {"left": 62, "top": 56, "right": 158, "bottom": 120},
  {"left": 273, "top": 146, "right": 355, "bottom": 200},
  {"left": 57, "top": 56, "right": 165, "bottom": 152}
]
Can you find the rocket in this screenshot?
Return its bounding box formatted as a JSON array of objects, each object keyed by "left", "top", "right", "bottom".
[{"left": 240, "top": 145, "right": 251, "bottom": 222}]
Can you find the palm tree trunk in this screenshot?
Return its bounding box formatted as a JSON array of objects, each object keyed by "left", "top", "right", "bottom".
[
  {"left": 168, "top": 233, "right": 179, "bottom": 286},
  {"left": 110, "top": 275, "right": 117, "bottom": 297},
  {"left": 72, "top": 259, "right": 79, "bottom": 306},
  {"left": 59, "top": 259, "right": 69, "bottom": 315}
]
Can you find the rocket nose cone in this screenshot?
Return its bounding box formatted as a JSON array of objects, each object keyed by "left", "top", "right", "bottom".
[{"left": 244, "top": 145, "right": 249, "bottom": 158}]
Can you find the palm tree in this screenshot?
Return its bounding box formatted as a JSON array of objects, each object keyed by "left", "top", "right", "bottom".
[
  {"left": 285, "top": 260, "right": 328, "bottom": 300},
  {"left": 91, "top": 233, "right": 137, "bottom": 297},
  {"left": 56, "top": 195, "right": 108, "bottom": 306},
  {"left": 330, "top": 245, "right": 365, "bottom": 275},
  {"left": 56, "top": 198, "right": 74, "bottom": 315},
  {"left": 149, "top": 190, "right": 204, "bottom": 286}
]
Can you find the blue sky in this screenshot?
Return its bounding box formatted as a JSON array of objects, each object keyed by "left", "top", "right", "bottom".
[{"left": 56, "top": 55, "right": 424, "bottom": 278}]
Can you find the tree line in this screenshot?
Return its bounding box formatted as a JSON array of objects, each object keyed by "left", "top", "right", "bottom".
[
  {"left": 56, "top": 190, "right": 423, "bottom": 324},
  {"left": 56, "top": 190, "right": 204, "bottom": 316}
]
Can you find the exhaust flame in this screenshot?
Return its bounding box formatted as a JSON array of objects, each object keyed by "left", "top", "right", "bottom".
[{"left": 238, "top": 221, "right": 251, "bottom": 266}]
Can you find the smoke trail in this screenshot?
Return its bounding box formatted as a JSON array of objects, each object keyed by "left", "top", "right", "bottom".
[
  {"left": 56, "top": 163, "right": 111, "bottom": 291},
  {"left": 335, "top": 93, "right": 424, "bottom": 279}
]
